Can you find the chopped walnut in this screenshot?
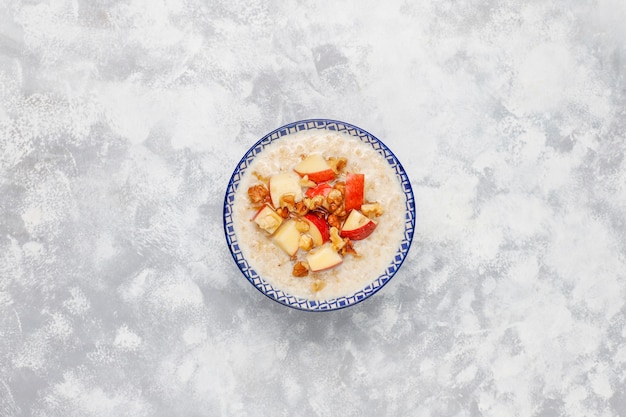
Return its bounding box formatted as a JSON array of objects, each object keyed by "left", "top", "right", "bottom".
[
  {"left": 326, "top": 189, "right": 343, "bottom": 206},
  {"left": 299, "top": 175, "right": 316, "bottom": 188},
  {"left": 304, "top": 195, "right": 325, "bottom": 211},
  {"left": 321, "top": 196, "right": 331, "bottom": 211},
  {"left": 332, "top": 204, "right": 347, "bottom": 218},
  {"left": 361, "top": 202, "right": 384, "bottom": 218},
  {"left": 276, "top": 207, "right": 290, "bottom": 218},
  {"left": 327, "top": 214, "right": 341, "bottom": 229},
  {"left": 296, "top": 220, "right": 310, "bottom": 233},
  {"left": 298, "top": 234, "right": 314, "bottom": 251},
  {"left": 279, "top": 193, "right": 296, "bottom": 210},
  {"left": 329, "top": 227, "right": 346, "bottom": 251},
  {"left": 294, "top": 201, "right": 309, "bottom": 216},
  {"left": 333, "top": 181, "right": 346, "bottom": 195},
  {"left": 311, "top": 279, "right": 326, "bottom": 292},
  {"left": 340, "top": 239, "right": 358, "bottom": 257},
  {"left": 281, "top": 193, "right": 295, "bottom": 205},
  {"left": 327, "top": 157, "right": 347, "bottom": 174},
  {"left": 248, "top": 184, "right": 269, "bottom": 205},
  {"left": 292, "top": 261, "right": 309, "bottom": 277}
]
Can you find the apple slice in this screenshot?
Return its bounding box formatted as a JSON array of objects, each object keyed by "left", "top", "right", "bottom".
[
  {"left": 305, "top": 182, "right": 333, "bottom": 198},
  {"left": 303, "top": 213, "right": 330, "bottom": 246},
  {"left": 306, "top": 243, "right": 343, "bottom": 272},
  {"left": 294, "top": 154, "right": 335, "bottom": 183},
  {"left": 252, "top": 204, "right": 283, "bottom": 234},
  {"left": 269, "top": 172, "right": 303, "bottom": 207},
  {"left": 340, "top": 209, "right": 377, "bottom": 240},
  {"left": 272, "top": 219, "right": 301, "bottom": 256},
  {"left": 344, "top": 173, "right": 364, "bottom": 212}
]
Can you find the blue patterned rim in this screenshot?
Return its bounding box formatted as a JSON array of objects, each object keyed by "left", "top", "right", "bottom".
[{"left": 223, "top": 119, "right": 415, "bottom": 311}]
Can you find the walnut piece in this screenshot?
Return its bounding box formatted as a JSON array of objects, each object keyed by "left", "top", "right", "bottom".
[
  {"left": 340, "top": 239, "right": 358, "bottom": 257},
  {"left": 327, "top": 214, "right": 341, "bottom": 229},
  {"left": 361, "top": 202, "right": 384, "bottom": 218},
  {"left": 333, "top": 181, "right": 346, "bottom": 195},
  {"left": 327, "top": 157, "right": 347, "bottom": 174},
  {"left": 327, "top": 188, "right": 344, "bottom": 213},
  {"left": 329, "top": 227, "right": 346, "bottom": 252},
  {"left": 276, "top": 207, "right": 290, "bottom": 219},
  {"left": 332, "top": 204, "right": 347, "bottom": 218},
  {"left": 292, "top": 261, "right": 309, "bottom": 277},
  {"left": 248, "top": 184, "right": 269, "bottom": 205},
  {"left": 326, "top": 189, "right": 343, "bottom": 206},
  {"left": 294, "top": 201, "right": 309, "bottom": 216},
  {"left": 304, "top": 195, "right": 325, "bottom": 211},
  {"left": 279, "top": 193, "right": 296, "bottom": 210}
]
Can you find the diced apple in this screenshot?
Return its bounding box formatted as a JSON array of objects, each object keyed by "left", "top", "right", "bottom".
[
  {"left": 252, "top": 204, "right": 283, "bottom": 234},
  {"left": 306, "top": 244, "right": 343, "bottom": 272},
  {"left": 269, "top": 172, "right": 303, "bottom": 207},
  {"left": 303, "top": 213, "right": 330, "bottom": 246},
  {"left": 340, "top": 209, "right": 377, "bottom": 240},
  {"left": 272, "top": 220, "right": 301, "bottom": 256},
  {"left": 344, "top": 172, "right": 364, "bottom": 212},
  {"left": 294, "top": 154, "right": 335, "bottom": 183},
  {"left": 305, "top": 182, "right": 333, "bottom": 198}
]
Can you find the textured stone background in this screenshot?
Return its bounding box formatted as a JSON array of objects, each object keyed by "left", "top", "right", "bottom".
[{"left": 1, "top": 0, "right": 626, "bottom": 416}]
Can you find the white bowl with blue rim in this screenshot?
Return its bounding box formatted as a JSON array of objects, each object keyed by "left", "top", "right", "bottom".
[{"left": 223, "top": 119, "right": 415, "bottom": 311}]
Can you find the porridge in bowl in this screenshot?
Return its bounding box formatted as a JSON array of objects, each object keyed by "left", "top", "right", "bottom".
[{"left": 232, "top": 128, "right": 407, "bottom": 302}]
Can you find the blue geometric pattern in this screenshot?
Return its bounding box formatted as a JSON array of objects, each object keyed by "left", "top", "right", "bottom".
[{"left": 223, "top": 119, "right": 416, "bottom": 311}]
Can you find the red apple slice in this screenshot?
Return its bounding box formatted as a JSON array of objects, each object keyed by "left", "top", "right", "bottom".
[
  {"left": 303, "top": 213, "right": 330, "bottom": 246},
  {"left": 306, "top": 243, "right": 343, "bottom": 272},
  {"left": 305, "top": 182, "right": 333, "bottom": 198},
  {"left": 269, "top": 172, "right": 303, "bottom": 207},
  {"left": 294, "top": 154, "right": 335, "bottom": 183},
  {"left": 344, "top": 173, "right": 364, "bottom": 212},
  {"left": 272, "top": 219, "right": 301, "bottom": 256},
  {"left": 252, "top": 204, "right": 283, "bottom": 234},
  {"left": 340, "top": 209, "right": 377, "bottom": 240}
]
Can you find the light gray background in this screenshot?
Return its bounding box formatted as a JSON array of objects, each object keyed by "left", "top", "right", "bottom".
[{"left": 1, "top": 0, "right": 626, "bottom": 416}]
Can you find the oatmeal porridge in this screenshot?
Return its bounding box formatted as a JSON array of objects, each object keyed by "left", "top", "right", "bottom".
[{"left": 232, "top": 130, "right": 406, "bottom": 300}]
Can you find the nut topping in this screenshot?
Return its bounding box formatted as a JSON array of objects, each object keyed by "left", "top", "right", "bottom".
[
  {"left": 248, "top": 184, "right": 269, "bottom": 205},
  {"left": 292, "top": 261, "right": 309, "bottom": 277},
  {"left": 361, "top": 202, "right": 384, "bottom": 218}
]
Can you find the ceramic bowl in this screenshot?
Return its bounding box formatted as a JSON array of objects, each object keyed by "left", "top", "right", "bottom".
[{"left": 223, "top": 119, "right": 415, "bottom": 311}]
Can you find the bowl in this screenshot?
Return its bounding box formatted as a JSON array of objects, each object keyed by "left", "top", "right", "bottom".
[{"left": 223, "top": 119, "right": 415, "bottom": 311}]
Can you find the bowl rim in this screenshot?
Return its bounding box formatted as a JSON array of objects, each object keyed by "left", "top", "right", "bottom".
[{"left": 223, "top": 119, "right": 415, "bottom": 312}]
